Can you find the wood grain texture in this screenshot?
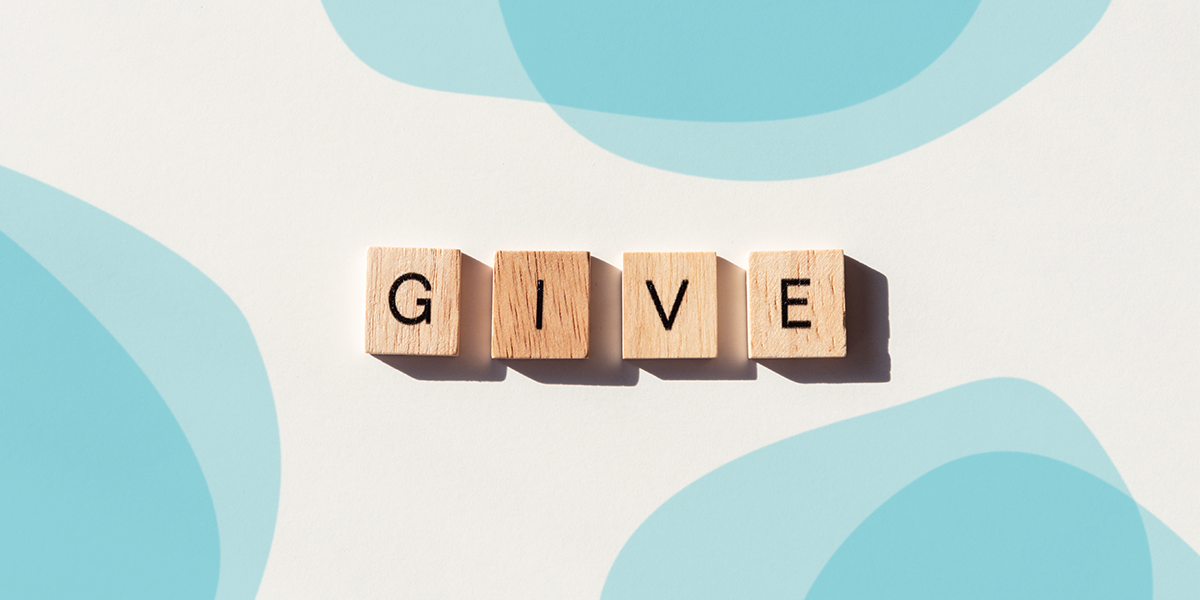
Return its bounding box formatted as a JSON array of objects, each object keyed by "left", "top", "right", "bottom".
[
  {"left": 491, "top": 250, "right": 590, "bottom": 359},
  {"left": 622, "top": 252, "right": 717, "bottom": 359},
  {"left": 365, "top": 247, "right": 460, "bottom": 355},
  {"left": 747, "top": 250, "right": 846, "bottom": 358}
]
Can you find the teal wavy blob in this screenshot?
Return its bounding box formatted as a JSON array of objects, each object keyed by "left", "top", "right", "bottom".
[
  {"left": 0, "top": 166, "right": 279, "bottom": 600},
  {"left": 323, "top": 0, "right": 539, "bottom": 100},
  {"left": 805, "top": 453, "right": 1151, "bottom": 600},
  {"left": 551, "top": 0, "right": 1110, "bottom": 179},
  {"left": 322, "top": 0, "right": 1108, "bottom": 179},
  {"left": 499, "top": 0, "right": 980, "bottom": 122},
  {"left": 1139, "top": 507, "right": 1200, "bottom": 600},
  {"left": 0, "top": 232, "right": 219, "bottom": 598},
  {"left": 599, "top": 379, "right": 1198, "bottom": 599}
]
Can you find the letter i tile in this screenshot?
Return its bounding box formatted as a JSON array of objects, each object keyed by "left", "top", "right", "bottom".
[{"left": 491, "top": 250, "right": 590, "bottom": 359}]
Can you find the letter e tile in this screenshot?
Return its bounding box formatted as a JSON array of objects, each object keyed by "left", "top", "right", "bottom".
[{"left": 747, "top": 250, "right": 846, "bottom": 358}]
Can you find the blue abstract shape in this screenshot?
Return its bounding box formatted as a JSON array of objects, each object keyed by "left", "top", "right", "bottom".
[
  {"left": 0, "top": 166, "right": 279, "bottom": 600},
  {"left": 323, "top": 0, "right": 539, "bottom": 100},
  {"left": 599, "top": 379, "right": 1198, "bottom": 599},
  {"left": 1139, "top": 507, "right": 1200, "bottom": 600},
  {"left": 551, "top": 0, "right": 1110, "bottom": 179},
  {"left": 500, "top": 0, "right": 980, "bottom": 121},
  {"left": 322, "top": 0, "right": 1109, "bottom": 179},
  {"left": 805, "top": 453, "right": 1151, "bottom": 600},
  {"left": 0, "top": 232, "right": 219, "bottom": 598}
]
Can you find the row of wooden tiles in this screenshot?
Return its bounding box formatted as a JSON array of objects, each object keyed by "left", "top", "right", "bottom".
[{"left": 366, "top": 248, "right": 846, "bottom": 359}]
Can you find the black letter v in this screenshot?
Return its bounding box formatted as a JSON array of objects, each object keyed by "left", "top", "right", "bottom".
[{"left": 646, "top": 280, "right": 689, "bottom": 331}]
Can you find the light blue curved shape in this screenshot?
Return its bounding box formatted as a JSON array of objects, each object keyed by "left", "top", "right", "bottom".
[
  {"left": 600, "top": 378, "right": 1199, "bottom": 599},
  {"left": 0, "top": 231, "right": 219, "bottom": 598},
  {"left": 323, "top": 0, "right": 540, "bottom": 100},
  {"left": 1140, "top": 507, "right": 1200, "bottom": 600},
  {"left": 500, "top": 0, "right": 980, "bottom": 122},
  {"left": 805, "top": 453, "right": 1151, "bottom": 600},
  {"left": 0, "top": 166, "right": 279, "bottom": 600},
  {"left": 553, "top": 0, "right": 1110, "bottom": 179},
  {"left": 321, "top": 0, "right": 1108, "bottom": 179}
]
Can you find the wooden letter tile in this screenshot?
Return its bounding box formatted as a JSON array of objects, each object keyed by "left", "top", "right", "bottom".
[
  {"left": 622, "top": 252, "right": 717, "bottom": 359},
  {"left": 365, "top": 247, "right": 461, "bottom": 355},
  {"left": 747, "top": 250, "right": 846, "bottom": 358},
  {"left": 491, "top": 251, "right": 590, "bottom": 359}
]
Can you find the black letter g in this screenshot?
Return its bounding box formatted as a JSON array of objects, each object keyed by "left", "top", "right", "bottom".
[{"left": 389, "top": 273, "right": 432, "bottom": 325}]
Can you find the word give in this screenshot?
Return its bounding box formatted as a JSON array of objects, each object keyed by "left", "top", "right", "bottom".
[{"left": 365, "top": 248, "right": 846, "bottom": 359}]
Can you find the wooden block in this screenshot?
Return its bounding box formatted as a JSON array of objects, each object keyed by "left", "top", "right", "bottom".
[
  {"left": 365, "top": 247, "right": 461, "bottom": 355},
  {"left": 491, "top": 251, "right": 590, "bottom": 359},
  {"left": 747, "top": 250, "right": 846, "bottom": 358},
  {"left": 622, "top": 252, "right": 717, "bottom": 359}
]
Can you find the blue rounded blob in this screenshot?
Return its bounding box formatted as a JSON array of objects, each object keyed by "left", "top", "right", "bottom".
[
  {"left": 599, "top": 379, "right": 1198, "bottom": 599},
  {"left": 0, "top": 232, "right": 219, "bottom": 598},
  {"left": 323, "top": 0, "right": 540, "bottom": 100},
  {"left": 549, "top": 0, "right": 1112, "bottom": 179},
  {"left": 806, "top": 452, "right": 1151, "bottom": 600},
  {"left": 499, "top": 0, "right": 980, "bottom": 122},
  {"left": 0, "top": 165, "right": 280, "bottom": 600},
  {"left": 323, "top": 0, "right": 1110, "bottom": 179}
]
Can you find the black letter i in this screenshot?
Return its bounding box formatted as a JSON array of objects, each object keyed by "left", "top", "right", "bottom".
[{"left": 536, "top": 279, "right": 544, "bottom": 330}]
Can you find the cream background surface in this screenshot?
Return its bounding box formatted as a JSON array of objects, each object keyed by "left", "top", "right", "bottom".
[{"left": 0, "top": 2, "right": 1195, "bottom": 598}]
